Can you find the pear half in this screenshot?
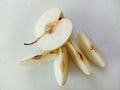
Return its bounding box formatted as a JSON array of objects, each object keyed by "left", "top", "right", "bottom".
[
  {"left": 20, "top": 51, "right": 57, "bottom": 66},
  {"left": 54, "top": 47, "right": 68, "bottom": 86},
  {"left": 77, "top": 31, "right": 105, "bottom": 67},
  {"left": 66, "top": 39, "right": 93, "bottom": 75},
  {"left": 31, "top": 8, "right": 72, "bottom": 51}
]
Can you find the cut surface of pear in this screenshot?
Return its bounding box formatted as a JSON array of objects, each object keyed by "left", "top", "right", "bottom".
[
  {"left": 34, "top": 8, "right": 64, "bottom": 38},
  {"left": 66, "top": 39, "right": 93, "bottom": 75},
  {"left": 35, "top": 18, "right": 72, "bottom": 51},
  {"left": 77, "top": 31, "right": 105, "bottom": 67},
  {"left": 54, "top": 47, "right": 68, "bottom": 86},
  {"left": 32, "top": 8, "right": 72, "bottom": 51},
  {"left": 20, "top": 51, "right": 58, "bottom": 66}
]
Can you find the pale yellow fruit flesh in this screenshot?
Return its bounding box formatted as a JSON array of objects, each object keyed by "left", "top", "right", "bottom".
[
  {"left": 33, "top": 8, "right": 72, "bottom": 51},
  {"left": 77, "top": 31, "right": 105, "bottom": 67},
  {"left": 54, "top": 47, "right": 68, "bottom": 86},
  {"left": 20, "top": 51, "right": 58, "bottom": 66},
  {"left": 66, "top": 39, "right": 94, "bottom": 75}
]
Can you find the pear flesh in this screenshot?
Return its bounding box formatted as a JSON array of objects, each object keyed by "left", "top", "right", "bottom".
[
  {"left": 33, "top": 8, "right": 72, "bottom": 51},
  {"left": 66, "top": 39, "right": 94, "bottom": 75},
  {"left": 20, "top": 51, "right": 57, "bottom": 66},
  {"left": 54, "top": 47, "right": 68, "bottom": 86},
  {"left": 77, "top": 31, "right": 105, "bottom": 67}
]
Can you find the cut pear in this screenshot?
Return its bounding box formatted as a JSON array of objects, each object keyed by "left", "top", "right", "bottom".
[
  {"left": 77, "top": 31, "right": 105, "bottom": 67},
  {"left": 20, "top": 51, "right": 58, "bottom": 66},
  {"left": 35, "top": 18, "right": 72, "bottom": 51},
  {"left": 25, "top": 8, "right": 72, "bottom": 51},
  {"left": 66, "top": 39, "right": 93, "bottom": 75},
  {"left": 54, "top": 47, "right": 68, "bottom": 86},
  {"left": 34, "top": 8, "right": 64, "bottom": 38}
]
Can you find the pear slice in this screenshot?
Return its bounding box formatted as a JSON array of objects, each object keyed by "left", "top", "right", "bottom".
[
  {"left": 35, "top": 18, "right": 72, "bottom": 51},
  {"left": 54, "top": 47, "right": 68, "bottom": 86},
  {"left": 20, "top": 51, "right": 58, "bottom": 66},
  {"left": 33, "top": 8, "right": 64, "bottom": 38},
  {"left": 25, "top": 8, "right": 72, "bottom": 51},
  {"left": 66, "top": 39, "right": 93, "bottom": 75},
  {"left": 77, "top": 31, "right": 105, "bottom": 67}
]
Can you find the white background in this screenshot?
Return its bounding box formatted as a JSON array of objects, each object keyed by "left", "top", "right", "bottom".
[{"left": 0, "top": 0, "right": 120, "bottom": 90}]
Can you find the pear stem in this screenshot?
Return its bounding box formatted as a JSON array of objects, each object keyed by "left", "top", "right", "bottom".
[
  {"left": 24, "top": 39, "right": 39, "bottom": 45},
  {"left": 24, "top": 33, "right": 46, "bottom": 45},
  {"left": 24, "top": 21, "right": 56, "bottom": 46}
]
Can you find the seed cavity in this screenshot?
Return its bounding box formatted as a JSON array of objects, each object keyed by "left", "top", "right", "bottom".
[
  {"left": 59, "top": 17, "right": 62, "bottom": 20},
  {"left": 50, "top": 52, "right": 53, "bottom": 53},
  {"left": 32, "top": 55, "right": 43, "bottom": 60},
  {"left": 90, "top": 44, "right": 96, "bottom": 52},
  {"left": 45, "top": 21, "right": 57, "bottom": 34},
  {"left": 76, "top": 51, "right": 84, "bottom": 61}
]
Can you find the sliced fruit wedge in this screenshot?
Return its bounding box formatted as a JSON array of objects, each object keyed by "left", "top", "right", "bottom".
[
  {"left": 66, "top": 39, "right": 93, "bottom": 75},
  {"left": 20, "top": 51, "right": 58, "bottom": 66},
  {"left": 77, "top": 31, "right": 105, "bottom": 67},
  {"left": 25, "top": 8, "right": 72, "bottom": 51},
  {"left": 54, "top": 47, "right": 68, "bottom": 86}
]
